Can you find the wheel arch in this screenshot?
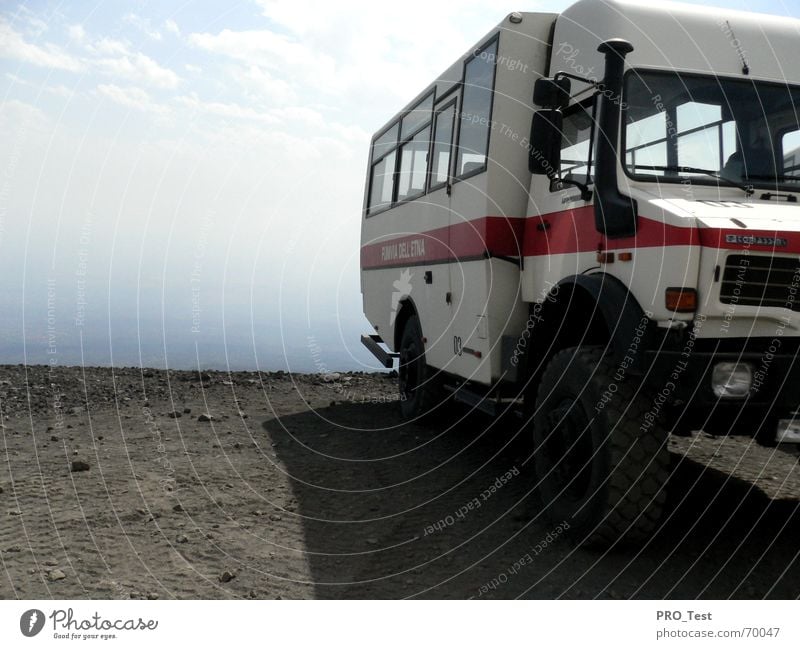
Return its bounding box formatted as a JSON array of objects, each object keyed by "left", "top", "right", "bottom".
[
  {"left": 564, "top": 273, "right": 652, "bottom": 368},
  {"left": 526, "top": 273, "right": 654, "bottom": 380}
]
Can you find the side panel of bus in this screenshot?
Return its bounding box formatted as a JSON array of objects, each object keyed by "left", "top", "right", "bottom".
[
  {"left": 444, "top": 16, "right": 556, "bottom": 385},
  {"left": 360, "top": 61, "right": 462, "bottom": 365},
  {"left": 361, "top": 12, "right": 556, "bottom": 386}
]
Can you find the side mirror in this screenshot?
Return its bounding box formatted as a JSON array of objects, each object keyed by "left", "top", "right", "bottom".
[
  {"left": 529, "top": 109, "right": 562, "bottom": 177},
  {"left": 533, "top": 77, "right": 571, "bottom": 109}
]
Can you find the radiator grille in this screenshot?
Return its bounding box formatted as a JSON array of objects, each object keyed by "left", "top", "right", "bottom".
[{"left": 720, "top": 254, "right": 800, "bottom": 311}]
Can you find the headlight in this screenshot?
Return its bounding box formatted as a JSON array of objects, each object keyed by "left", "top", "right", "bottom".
[
  {"left": 776, "top": 419, "right": 800, "bottom": 444},
  {"left": 711, "top": 362, "right": 753, "bottom": 398}
]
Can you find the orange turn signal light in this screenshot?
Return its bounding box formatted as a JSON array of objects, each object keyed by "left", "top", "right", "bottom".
[{"left": 665, "top": 287, "right": 697, "bottom": 313}]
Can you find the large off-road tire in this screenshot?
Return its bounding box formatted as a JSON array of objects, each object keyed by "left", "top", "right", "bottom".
[
  {"left": 533, "top": 346, "right": 670, "bottom": 546},
  {"left": 398, "top": 314, "right": 443, "bottom": 420}
]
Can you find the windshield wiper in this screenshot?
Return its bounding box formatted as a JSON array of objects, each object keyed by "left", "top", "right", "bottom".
[{"left": 643, "top": 165, "right": 755, "bottom": 195}]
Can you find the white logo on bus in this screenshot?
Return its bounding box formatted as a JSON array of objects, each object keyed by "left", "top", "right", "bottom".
[{"left": 390, "top": 269, "right": 413, "bottom": 325}]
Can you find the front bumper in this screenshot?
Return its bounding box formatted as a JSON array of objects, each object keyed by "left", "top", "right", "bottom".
[
  {"left": 645, "top": 348, "right": 800, "bottom": 411},
  {"left": 636, "top": 332, "right": 800, "bottom": 437}
]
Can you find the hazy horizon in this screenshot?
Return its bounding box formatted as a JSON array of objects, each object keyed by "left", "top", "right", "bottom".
[{"left": 2, "top": 0, "right": 795, "bottom": 374}]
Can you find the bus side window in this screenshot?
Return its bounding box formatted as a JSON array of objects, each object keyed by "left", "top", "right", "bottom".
[
  {"left": 783, "top": 129, "right": 800, "bottom": 184},
  {"left": 368, "top": 151, "right": 397, "bottom": 213},
  {"left": 397, "top": 93, "right": 434, "bottom": 202},
  {"left": 367, "top": 122, "right": 399, "bottom": 214},
  {"left": 429, "top": 101, "right": 457, "bottom": 191},
  {"left": 456, "top": 38, "right": 498, "bottom": 178}
]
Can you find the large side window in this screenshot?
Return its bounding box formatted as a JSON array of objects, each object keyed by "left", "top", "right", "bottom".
[
  {"left": 676, "top": 101, "right": 733, "bottom": 171},
  {"left": 397, "top": 93, "right": 433, "bottom": 201},
  {"left": 783, "top": 129, "right": 800, "bottom": 186},
  {"left": 456, "top": 39, "right": 497, "bottom": 178},
  {"left": 367, "top": 122, "right": 399, "bottom": 214},
  {"left": 558, "top": 100, "right": 596, "bottom": 186},
  {"left": 625, "top": 111, "right": 668, "bottom": 175},
  {"left": 624, "top": 73, "right": 747, "bottom": 180},
  {"left": 429, "top": 99, "right": 457, "bottom": 190}
]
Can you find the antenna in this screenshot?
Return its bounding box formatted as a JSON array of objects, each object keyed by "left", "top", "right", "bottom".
[{"left": 725, "top": 21, "right": 750, "bottom": 75}]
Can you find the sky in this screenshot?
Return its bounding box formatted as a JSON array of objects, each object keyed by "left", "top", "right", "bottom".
[{"left": 1, "top": 0, "right": 798, "bottom": 372}]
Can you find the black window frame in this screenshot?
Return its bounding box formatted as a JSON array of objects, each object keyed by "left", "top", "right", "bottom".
[
  {"left": 364, "top": 33, "right": 501, "bottom": 217},
  {"left": 395, "top": 90, "right": 435, "bottom": 204},
  {"left": 779, "top": 126, "right": 800, "bottom": 179},
  {"left": 453, "top": 34, "right": 499, "bottom": 184},
  {"left": 366, "top": 120, "right": 400, "bottom": 217},
  {"left": 428, "top": 89, "right": 459, "bottom": 193}
]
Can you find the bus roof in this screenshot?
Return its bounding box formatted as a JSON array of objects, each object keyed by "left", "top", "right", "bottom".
[{"left": 552, "top": 0, "right": 800, "bottom": 88}]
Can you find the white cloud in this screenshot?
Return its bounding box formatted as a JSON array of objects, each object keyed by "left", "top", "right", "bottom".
[
  {"left": 97, "top": 83, "right": 170, "bottom": 115},
  {"left": 123, "top": 13, "right": 162, "bottom": 41},
  {"left": 44, "top": 83, "right": 73, "bottom": 98},
  {"left": 176, "top": 92, "right": 280, "bottom": 124},
  {"left": 0, "top": 98, "right": 48, "bottom": 131},
  {"left": 97, "top": 83, "right": 149, "bottom": 107},
  {"left": 191, "top": 119, "right": 326, "bottom": 163},
  {"left": 62, "top": 31, "right": 180, "bottom": 89},
  {"left": 270, "top": 105, "right": 324, "bottom": 127},
  {"left": 188, "top": 28, "right": 338, "bottom": 96},
  {"left": 186, "top": 3, "right": 493, "bottom": 164},
  {"left": 67, "top": 24, "right": 85, "bottom": 43},
  {"left": 15, "top": 6, "right": 48, "bottom": 37},
  {"left": 96, "top": 50, "right": 180, "bottom": 89},
  {"left": 91, "top": 37, "right": 129, "bottom": 56},
  {"left": 164, "top": 19, "right": 180, "bottom": 36},
  {"left": 190, "top": 0, "right": 498, "bottom": 112},
  {"left": 0, "top": 18, "right": 82, "bottom": 71},
  {"left": 233, "top": 65, "right": 296, "bottom": 105},
  {"left": 5, "top": 72, "right": 74, "bottom": 99},
  {"left": 189, "top": 28, "right": 333, "bottom": 73}
]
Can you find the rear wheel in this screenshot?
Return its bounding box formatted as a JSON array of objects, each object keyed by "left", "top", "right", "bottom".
[
  {"left": 398, "top": 314, "right": 443, "bottom": 419},
  {"left": 533, "top": 346, "right": 670, "bottom": 546}
]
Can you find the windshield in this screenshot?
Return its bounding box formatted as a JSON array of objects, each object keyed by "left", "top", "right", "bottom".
[{"left": 623, "top": 71, "right": 800, "bottom": 192}]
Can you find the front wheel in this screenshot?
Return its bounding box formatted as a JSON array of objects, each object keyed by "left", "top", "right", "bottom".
[
  {"left": 398, "top": 314, "right": 443, "bottom": 420},
  {"left": 533, "top": 346, "right": 670, "bottom": 546}
]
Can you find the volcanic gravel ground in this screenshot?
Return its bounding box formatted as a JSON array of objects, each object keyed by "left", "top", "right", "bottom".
[{"left": 1, "top": 365, "right": 799, "bottom": 599}]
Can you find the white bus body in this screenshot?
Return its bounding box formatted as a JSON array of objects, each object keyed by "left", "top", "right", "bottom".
[{"left": 359, "top": 0, "right": 800, "bottom": 543}]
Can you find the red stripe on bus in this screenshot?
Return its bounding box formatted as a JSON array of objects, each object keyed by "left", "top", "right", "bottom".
[
  {"left": 522, "top": 205, "right": 699, "bottom": 256},
  {"left": 360, "top": 206, "right": 800, "bottom": 269},
  {"left": 360, "top": 216, "right": 525, "bottom": 269}
]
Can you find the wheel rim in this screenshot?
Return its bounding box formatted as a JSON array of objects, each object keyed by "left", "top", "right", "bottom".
[{"left": 542, "top": 397, "right": 594, "bottom": 501}]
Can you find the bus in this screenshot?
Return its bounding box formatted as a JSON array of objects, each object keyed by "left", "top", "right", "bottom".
[{"left": 359, "top": 0, "right": 800, "bottom": 544}]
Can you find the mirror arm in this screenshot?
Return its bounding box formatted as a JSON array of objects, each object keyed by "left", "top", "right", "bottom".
[
  {"left": 556, "top": 178, "right": 593, "bottom": 202},
  {"left": 553, "top": 71, "right": 599, "bottom": 89}
]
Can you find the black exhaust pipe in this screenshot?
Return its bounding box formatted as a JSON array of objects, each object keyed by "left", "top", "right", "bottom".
[{"left": 594, "top": 39, "right": 637, "bottom": 238}]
